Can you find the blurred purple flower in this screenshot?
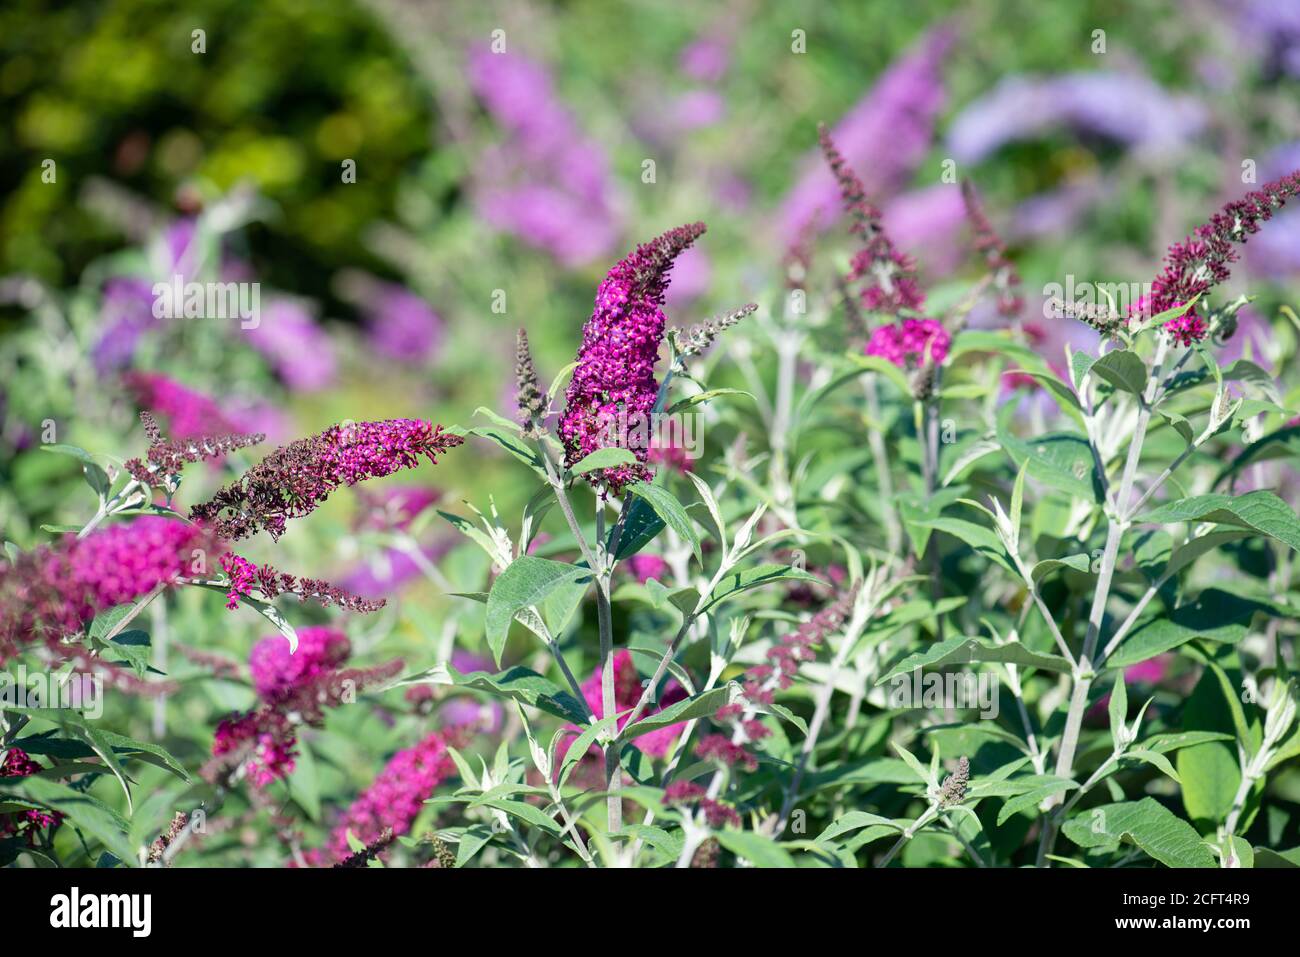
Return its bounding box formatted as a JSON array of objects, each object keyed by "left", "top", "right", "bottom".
[
  {"left": 364, "top": 284, "right": 444, "bottom": 364},
  {"left": 663, "top": 245, "right": 713, "bottom": 307},
  {"left": 343, "top": 539, "right": 455, "bottom": 599},
  {"left": 680, "top": 35, "right": 730, "bottom": 83},
  {"left": 1246, "top": 142, "right": 1300, "bottom": 278},
  {"left": 468, "top": 46, "right": 622, "bottom": 266},
  {"left": 948, "top": 72, "right": 1207, "bottom": 164},
  {"left": 882, "top": 185, "right": 969, "bottom": 276},
  {"left": 1227, "top": 0, "right": 1300, "bottom": 78},
  {"left": 779, "top": 27, "right": 953, "bottom": 241},
  {"left": 94, "top": 278, "right": 157, "bottom": 373},
  {"left": 440, "top": 651, "right": 504, "bottom": 732},
  {"left": 1216, "top": 304, "right": 1278, "bottom": 370},
  {"left": 93, "top": 219, "right": 202, "bottom": 373},
  {"left": 244, "top": 299, "right": 337, "bottom": 391},
  {"left": 668, "top": 89, "right": 726, "bottom": 131},
  {"left": 1008, "top": 176, "right": 1108, "bottom": 241}
]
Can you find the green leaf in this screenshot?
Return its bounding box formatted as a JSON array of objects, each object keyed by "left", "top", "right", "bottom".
[
  {"left": 1106, "top": 590, "right": 1269, "bottom": 668},
  {"left": 912, "top": 518, "right": 1014, "bottom": 572},
  {"left": 1060, "top": 797, "right": 1216, "bottom": 868},
  {"left": 469, "top": 426, "right": 546, "bottom": 476},
  {"left": 1158, "top": 410, "right": 1196, "bottom": 446},
  {"left": 472, "top": 797, "right": 562, "bottom": 836},
  {"left": 617, "top": 683, "right": 740, "bottom": 745},
  {"left": 570, "top": 447, "right": 637, "bottom": 475},
  {"left": 557, "top": 715, "right": 620, "bottom": 788},
  {"left": 1108, "top": 672, "right": 1129, "bottom": 752},
  {"left": 1030, "top": 553, "right": 1092, "bottom": 583},
  {"left": 848, "top": 353, "right": 913, "bottom": 396},
  {"left": 1126, "top": 748, "right": 1181, "bottom": 785},
  {"left": 997, "top": 414, "right": 1102, "bottom": 504},
  {"left": 1021, "top": 371, "right": 1084, "bottom": 414},
  {"left": 423, "top": 664, "right": 589, "bottom": 724},
  {"left": 1, "top": 776, "right": 135, "bottom": 864},
  {"left": 626, "top": 482, "right": 701, "bottom": 566},
  {"left": 997, "top": 781, "right": 1078, "bottom": 825},
  {"left": 1254, "top": 846, "right": 1300, "bottom": 868},
  {"left": 1177, "top": 671, "right": 1244, "bottom": 830},
  {"left": 815, "top": 811, "right": 901, "bottom": 844},
  {"left": 665, "top": 388, "right": 752, "bottom": 415},
  {"left": 1214, "top": 424, "right": 1300, "bottom": 484},
  {"left": 891, "top": 742, "right": 934, "bottom": 786},
  {"left": 39, "top": 443, "right": 104, "bottom": 467},
  {"left": 1137, "top": 491, "right": 1300, "bottom": 552},
  {"left": 1158, "top": 530, "right": 1252, "bottom": 581},
  {"left": 876, "top": 636, "right": 1072, "bottom": 684},
  {"left": 105, "top": 630, "right": 153, "bottom": 678},
  {"left": 715, "top": 829, "right": 796, "bottom": 868},
  {"left": 1223, "top": 358, "right": 1283, "bottom": 407},
  {"left": 1010, "top": 460, "right": 1028, "bottom": 537},
  {"left": 1070, "top": 350, "right": 1097, "bottom": 390},
  {"left": 1090, "top": 349, "right": 1148, "bottom": 395},
  {"left": 484, "top": 557, "right": 593, "bottom": 665},
  {"left": 702, "top": 563, "right": 824, "bottom": 611}
]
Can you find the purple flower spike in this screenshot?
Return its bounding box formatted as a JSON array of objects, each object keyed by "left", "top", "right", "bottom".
[{"left": 558, "top": 222, "right": 706, "bottom": 492}]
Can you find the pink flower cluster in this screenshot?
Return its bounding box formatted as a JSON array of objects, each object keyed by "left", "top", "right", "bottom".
[
  {"left": 1, "top": 747, "right": 64, "bottom": 839},
  {"left": 191, "top": 419, "right": 463, "bottom": 540},
  {"left": 248, "top": 625, "right": 351, "bottom": 701},
  {"left": 0, "top": 516, "right": 216, "bottom": 660},
  {"left": 626, "top": 553, "right": 669, "bottom": 585},
  {"left": 865, "top": 318, "right": 951, "bottom": 368},
  {"left": 363, "top": 284, "right": 444, "bottom": 365},
  {"left": 308, "top": 730, "right": 458, "bottom": 866},
  {"left": 664, "top": 780, "right": 739, "bottom": 828},
  {"left": 559, "top": 223, "right": 706, "bottom": 492},
  {"left": 205, "top": 626, "right": 402, "bottom": 791},
  {"left": 218, "top": 552, "right": 385, "bottom": 614},
  {"left": 212, "top": 712, "right": 298, "bottom": 789},
  {"left": 1148, "top": 169, "right": 1300, "bottom": 345}
]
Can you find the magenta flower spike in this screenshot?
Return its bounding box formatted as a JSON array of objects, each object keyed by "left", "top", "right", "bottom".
[
  {"left": 1148, "top": 169, "right": 1300, "bottom": 345},
  {"left": 0, "top": 516, "right": 218, "bottom": 660},
  {"left": 558, "top": 222, "right": 706, "bottom": 492},
  {"left": 190, "top": 419, "right": 463, "bottom": 541},
  {"left": 308, "top": 730, "right": 459, "bottom": 865}
]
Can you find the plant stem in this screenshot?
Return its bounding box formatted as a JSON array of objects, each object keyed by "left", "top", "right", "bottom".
[
  {"left": 861, "top": 375, "right": 902, "bottom": 554},
  {"left": 878, "top": 802, "right": 939, "bottom": 867},
  {"left": 594, "top": 500, "right": 621, "bottom": 841},
  {"left": 1041, "top": 337, "right": 1169, "bottom": 860}
]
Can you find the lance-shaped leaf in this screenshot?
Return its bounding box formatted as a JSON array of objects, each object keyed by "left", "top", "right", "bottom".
[
  {"left": 484, "top": 557, "right": 593, "bottom": 665},
  {"left": 1106, "top": 590, "right": 1271, "bottom": 669},
  {"left": 625, "top": 481, "right": 701, "bottom": 566},
  {"left": 616, "top": 683, "right": 740, "bottom": 745},
  {"left": 418, "top": 663, "right": 589, "bottom": 724},
  {"left": 1060, "top": 797, "right": 1216, "bottom": 868},
  {"left": 876, "top": 636, "right": 1072, "bottom": 685},
  {"left": 702, "top": 563, "right": 824, "bottom": 611},
  {"left": 1136, "top": 490, "right": 1300, "bottom": 553}
]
